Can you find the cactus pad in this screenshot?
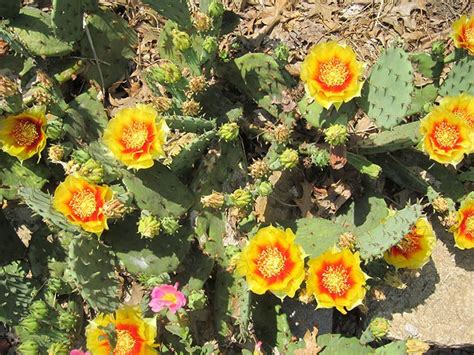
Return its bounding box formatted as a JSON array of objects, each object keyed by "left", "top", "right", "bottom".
[
  {"left": 439, "top": 54, "right": 474, "bottom": 96},
  {"left": 52, "top": 0, "right": 84, "bottom": 42},
  {"left": 358, "top": 47, "right": 414, "bottom": 129},
  {"left": 142, "top": 0, "right": 192, "bottom": 28}
]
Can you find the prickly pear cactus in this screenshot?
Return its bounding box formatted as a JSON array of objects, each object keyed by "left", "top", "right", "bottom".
[
  {"left": 142, "top": 0, "right": 192, "bottom": 28},
  {"left": 8, "top": 7, "right": 75, "bottom": 57},
  {"left": 439, "top": 54, "right": 474, "bottom": 96},
  {"left": 358, "top": 47, "right": 414, "bottom": 129},
  {"left": 51, "top": 0, "right": 84, "bottom": 42},
  {"left": 66, "top": 236, "right": 120, "bottom": 313}
]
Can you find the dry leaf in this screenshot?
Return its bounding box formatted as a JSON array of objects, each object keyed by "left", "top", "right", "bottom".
[
  {"left": 294, "top": 327, "right": 321, "bottom": 355},
  {"left": 294, "top": 180, "right": 315, "bottom": 218}
]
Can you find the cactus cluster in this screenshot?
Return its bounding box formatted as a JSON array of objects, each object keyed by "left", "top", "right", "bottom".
[{"left": 0, "top": 1, "right": 473, "bottom": 353}]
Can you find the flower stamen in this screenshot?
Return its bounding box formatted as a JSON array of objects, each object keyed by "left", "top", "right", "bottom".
[
  {"left": 322, "top": 264, "right": 350, "bottom": 296},
  {"left": 318, "top": 58, "right": 349, "bottom": 88},
  {"left": 12, "top": 119, "right": 39, "bottom": 146},
  {"left": 70, "top": 190, "right": 97, "bottom": 219},
  {"left": 114, "top": 330, "right": 136, "bottom": 355},
  {"left": 465, "top": 27, "right": 474, "bottom": 44},
  {"left": 464, "top": 214, "right": 474, "bottom": 235},
  {"left": 122, "top": 122, "right": 149, "bottom": 150},
  {"left": 433, "top": 121, "right": 460, "bottom": 149},
  {"left": 257, "top": 247, "right": 286, "bottom": 278}
]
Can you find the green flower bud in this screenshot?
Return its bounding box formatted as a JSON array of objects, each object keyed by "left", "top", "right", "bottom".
[
  {"left": 47, "top": 342, "right": 69, "bottom": 355},
  {"left": 138, "top": 272, "right": 171, "bottom": 287},
  {"left": 78, "top": 159, "right": 104, "bottom": 184},
  {"left": 310, "top": 147, "right": 330, "bottom": 168},
  {"left": 324, "top": 124, "right": 349, "bottom": 146},
  {"left": 172, "top": 29, "right": 191, "bottom": 51},
  {"left": 30, "top": 300, "right": 49, "bottom": 320},
  {"left": 187, "top": 289, "right": 207, "bottom": 311},
  {"left": 18, "top": 315, "right": 40, "bottom": 333},
  {"left": 138, "top": 214, "right": 161, "bottom": 239},
  {"left": 70, "top": 149, "right": 91, "bottom": 164},
  {"left": 229, "top": 188, "right": 252, "bottom": 208},
  {"left": 256, "top": 181, "right": 273, "bottom": 197},
  {"left": 208, "top": 0, "right": 224, "bottom": 17},
  {"left": 274, "top": 43, "right": 289, "bottom": 63},
  {"left": 203, "top": 36, "right": 218, "bottom": 54},
  {"left": 162, "top": 63, "right": 182, "bottom": 84},
  {"left": 193, "top": 11, "right": 212, "bottom": 32},
  {"left": 279, "top": 148, "right": 299, "bottom": 170},
  {"left": 45, "top": 119, "right": 64, "bottom": 140},
  {"left": 47, "top": 277, "right": 62, "bottom": 294},
  {"left": 17, "top": 340, "right": 39, "bottom": 355},
  {"left": 431, "top": 41, "right": 445, "bottom": 57},
  {"left": 218, "top": 122, "right": 239, "bottom": 142},
  {"left": 368, "top": 317, "right": 390, "bottom": 339},
  {"left": 160, "top": 216, "right": 180, "bottom": 235},
  {"left": 58, "top": 310, "right": 77, "bottom": 331}
]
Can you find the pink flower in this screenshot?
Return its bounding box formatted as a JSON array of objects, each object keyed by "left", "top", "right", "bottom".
[
  {"left": 70, "top": 350, "right": 90, "bottom": 355},
  {"left": 149, "top": 282, "right": 186, "bottom": 314}
]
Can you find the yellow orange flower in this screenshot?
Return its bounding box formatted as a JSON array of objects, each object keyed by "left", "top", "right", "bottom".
[
  {"left": 306, "top": 248, "right": 368, "bottom": 314},
  {"left": 236, "top": 226, "right": 305, "bottom": 299},
  {"left": 86, "top": 305, "right": 158, "bottom": 355},
  {"left": 439, "top": 93, "right": 474, "bottom": 128},
  {"left": 452, "top": 14, "right": 474, "bottom": 55},
  {"left": 452, "top": 198, "right": 474, "bottom": 250},
  {"left": 419, "top": 106, "right": 473, "bottom": 166},
  {"left": 384, "top": 218, "right": 436, "bottom": 269},
  {"left": 0, "top": 107, "right": 47, "bottom": 161},
  {"left": 52, "top": 175, "right": 113, "bottom": 234},
  {"left": 300, "top": 41, "right": 364, "bottom": 109},
  {"left": 103, "top": 104, "right": 169, "bottom": 170}
]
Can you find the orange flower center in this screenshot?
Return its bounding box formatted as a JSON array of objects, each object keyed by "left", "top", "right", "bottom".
[
  {"left": 70, "top": 190, "right": 97, "bottom": 219},
  {"left": 465, "top": 27, "right": 474, "bottom": 44},
  {"left": 257, "top": 247, "right": 286, "bottom": 278},
  {"left": 432, "top": 121, "right": 459, "bottom": 149},
  {"left": 12, "top": 119, "right": 39, "bottom": 146},
  {"left": 122, "top": 122, "right": 149, "bottom": 150},
  {"left": 114, "top": 330, "right": 136, "bottom": 355},
  {"left": 318, "top": 58, "right": 349, "bottom": 88},
  {"left": 453, "top": 108, "right": 474, "bottom": 126},
  {"left": 464, "top": 215, "right": 474, "bottom": 235},
  {"left": 322, "top": 264, "right": 350, "bottom": 296},
  {"left": 394, "top": 230, "right": 420, "bottom": 255}
]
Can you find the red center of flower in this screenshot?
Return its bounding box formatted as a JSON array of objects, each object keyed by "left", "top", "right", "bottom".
[
  {"left": 390, "top": 228, "right": 421, "bottom": 258},
  {"left": 121, "top": 121, "right": 150, "bottom": 150},
  {"left": 69, "top": 189, "right": 98, "bottom": 219},
  {"left": 321, "top": 264, "right": 351, "bottom": 297},
  {"left": 256, "top": 247, "right": 286, "bottom": 278},
  {"left": 11, "top": 118, "right": 41, "bottom": 147},
  {"left": 465, "top": 27, "right": 474, "bottom": 44},
  {"left": 461, "top": 212, "right": 474, "bottom": 239},
  {"left": 317, "top": 58, "right": 351, "bottom": 92},
  {"left": 113, "top": 324, "right": 143, "bottom": 355},
  {"left": 431, "top": 120, "right": 460, "bottom": 151}
]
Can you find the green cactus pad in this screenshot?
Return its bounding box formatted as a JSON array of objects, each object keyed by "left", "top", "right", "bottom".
[
  {"left": 105, "top": 214, "right": 192, "bottom": 276},
  {"left": 82, "top": 0, "right": 99, "bottom": 12},
  {"left": 0, "top": 274, "right": 37, "bottom": 325},
  {"left": 317, "top": 334, "right": 374, "bottom": 354},
  {"left": 142, "top": 0, "right": 192, "bottom": 28},
  {"left": 166, "top": 115, "right": 216, "bottom": 133},
  {"left": 66, "top": 236, "right": 120, "bottom": 313},
  {"left": 439, "top": 54, "right": 474, "bottom": 96},
  {"left": 0, "top": 210, "right": 26, "bottom": 266},
  {"left": 123, "top": 163, "right": 194, "bottom": 218},
  {"left": 356, "top": 204, "right": 423, "bottom": 260},
  {"left": 295, "top": 217, "right": 346, "bottom": 258},
  {"left": 52, "top": 0, "right": 84, "bottom": 42},
  {"left": 0, "top": 0, "right": 21, "bottom": 19},
  {"left": 8, "top": 7, "right": 75, "bottom": 57},
  {"left": 81, "top": 10, "right": 137, "bottom": 87},
  {"left": 358, "top": 47, "right": 414, "bottom": 129}
]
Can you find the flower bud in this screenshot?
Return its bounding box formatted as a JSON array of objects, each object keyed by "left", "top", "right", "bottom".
[
  {"left": 70, "top": 149, "right": 91, "bottom": 164},
  {"left": 160, "top": 216, "right": 180, "bottom": 235},
  {"left": 368, "top": 317, "right": 390, "bottom": 339},
  {"left": 256, "top": 181, "right": 273, "bottom": 197},
  {"left": 201, "top": 191, "right": 225, "bottom": 209},
  {"left": 138, "top": 214, "right": 161, "bottom": 239},
  {"left": 18, "top": 315, "right": 40, "bottom": 333},
  {"left": 172, "top": 29, "right": 191, "bottom": 51},
  {"left": 310, "top": 147, "right": 330, "bottom": 168},
  {"left": 324, "top": 124, "right": 349, "bottom": 146},
  {"left": 203, "top": 36, "right": 218, "bottom": 54},
  {"left": 193, "top": 11, "right": 212, "bottom": 32},
  {"left": 279, "top": 148, "right": 299, "bottom": 170},
  {"left": 78, "top": 159, "right": 104, "bottom": 184},
  {"left": 443, "top": 211, "right": 458, "bottom": 228},
  {"left": 274, "top": 43, "right": 289, "bottom": 63},
  {"left": 45, "top": 119, "right": 64, "bottom": 140},
  {"left": 249, "top": 159, "right": 270, "bottom": 179},
  {"left": 47, "top": 277, "right": 62, "bottom": 293},
  {"left": 148, "top": 63, "right": 182, "bottom": 85},
  {"left": 17, "top": 340, "right": 39, "bottom": 355},
  {"left": 154, "top": 96, "right": 173, "bottom": 113},
  {"left": 0, "top": 74, "right": 19, "bottom": 97},
  {"left": 273, "top": 124, "right": 290, "bottom": 144},
  {"left": 47, "top": 342, "right": 69, "bottom": 355},
  {"left": 181, "top": 99, "right": 201, "bottom": 116},
  {"left": 30, "top": 300, "right": 49, "bottom": 320},
  {"left": 188, "top": 75, "right": 207, "bottom": 94},
  {"left": 103, "top": 198, "right": 127, "bottom": 219},
  {"left": 218, "top": 122, "right": 239, "bottom": 142},
  {"left": 432, "top": 196, "right": 449, "bottom": 213},
  {"left": 208, "top": 0, "right": 224, "bottom": 18},
  {"left": 229, "top": 188, "right": 252, "bottom": 208},
  {"left": 187, "top": 289, "right": 207, "bottom": 311},
  {"left": 58, "top": 310, "right": 77, "bottom": 331},
  {"left": 48, "top": 144, "right": 65, "bottom": 163}
]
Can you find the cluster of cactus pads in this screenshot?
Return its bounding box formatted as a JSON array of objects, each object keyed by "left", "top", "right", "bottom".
[{"left": 1, "top": 0, "right": 473, "bottom": 354}]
